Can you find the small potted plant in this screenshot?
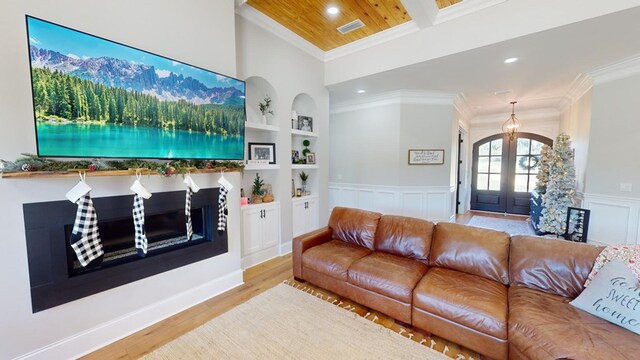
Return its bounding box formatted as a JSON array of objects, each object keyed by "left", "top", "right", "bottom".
[
  {"left": 252, "top": 173, "right": 264, "bottom": 204},
  {"left": 302, "top": 139, "right": 311, "bottom": 158},
  {"left": 299, "top": 171, "right": 309, "bottom": 194},
  {"left": 258, "top": 96, "right": 274, "bottom": 124}
]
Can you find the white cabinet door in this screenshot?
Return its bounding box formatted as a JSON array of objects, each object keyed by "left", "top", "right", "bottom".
[
  {"left": 242, "top": 206, "right": 263, "bottom": 256},
  {"left": 305, "top": 196, "right": 319, "bottom": 232},
  {"left": 292, "top": 199, "right": 307, "bottom": 237},
  {"left": 262, "top": 204, "right": 280, "bottom": 248},
  {"left": 292, "top": 196, "right": 319, "bottom": 237}
]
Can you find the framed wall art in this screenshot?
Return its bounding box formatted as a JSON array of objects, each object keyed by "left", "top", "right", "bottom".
[
  {"left": 248, "top": 142, "right": 276, "bottom": 164},
  {"left": 408, "top": 149, "right": 445, "bottom": 165}
]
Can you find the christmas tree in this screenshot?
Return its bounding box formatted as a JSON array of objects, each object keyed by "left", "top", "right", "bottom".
[
  {"left": 539, "top": 133, "right": 578, "bottom": 235},
  {"left": 534, "top": 144, "right": 552, "bottom": 194}
]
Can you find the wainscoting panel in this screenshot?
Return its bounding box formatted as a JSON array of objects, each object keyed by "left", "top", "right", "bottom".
[
  {"left": 328, "top": 183, "right": 453, "bottom": 222},
  {"left": 582, "top": 193, "right": 640, "bottom": 246}
]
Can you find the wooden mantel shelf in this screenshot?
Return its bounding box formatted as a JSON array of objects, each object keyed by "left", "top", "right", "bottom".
[{"left": 1, "top": 167, "right": 242, "bottom": 179}]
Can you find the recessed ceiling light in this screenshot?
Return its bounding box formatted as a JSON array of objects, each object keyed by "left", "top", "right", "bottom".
[
  {"left": 357, "top": 89, "right": 366, "bottom": 94},
  {"left": 504, "top": 57, "right": 518, "bottom": 64},
  {"left": 327, "top": 6, "right": 339, "bottom": 15}
]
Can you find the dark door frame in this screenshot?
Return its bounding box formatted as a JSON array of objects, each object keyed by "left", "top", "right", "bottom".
[{"left": 470, "top": 132, "right": 552, "bottom": 215}]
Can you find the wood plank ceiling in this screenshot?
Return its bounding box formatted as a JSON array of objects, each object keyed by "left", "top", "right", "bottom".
[
  {"left": 435, "top": 0, "right": 463, "bottom": 9},
  {"left": 247, "top": 0, "right": 412, "bottom": 51}
]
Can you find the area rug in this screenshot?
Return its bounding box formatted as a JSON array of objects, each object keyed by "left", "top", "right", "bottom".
[
  {"left": 143, "top": 283, "right": 450, "bottom": 359},
  {"left": 466, "top": 215, "right": 536, "bottom": 235}
]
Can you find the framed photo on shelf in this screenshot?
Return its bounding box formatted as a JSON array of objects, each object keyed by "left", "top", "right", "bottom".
[
  {"left": 248, "top": 142, "right": 276, "bottom": 164},
  {"left": 408, "top": 149, "right": 444, "bottom": 165},
  {"left": 306, "top": 152, "right": 316, "bottom": 164},
  {"left": 297, "top": 116, "right": 313, "bottom": 132}
]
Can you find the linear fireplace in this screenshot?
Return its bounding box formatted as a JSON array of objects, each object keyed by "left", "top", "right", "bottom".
[{"left": 23, "top": 188, "right": 227, "bottom": 312}]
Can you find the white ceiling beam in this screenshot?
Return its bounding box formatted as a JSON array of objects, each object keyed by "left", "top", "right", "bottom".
[{"left": 400, "top": 0, "right": 439, "bottom": 28}]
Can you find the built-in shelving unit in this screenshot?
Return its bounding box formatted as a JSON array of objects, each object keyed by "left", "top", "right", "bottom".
[
  {"left": 291, "top": 164, "right": 319, "bottom": 170},
  {"left": 244, "top": 164, "right": 280, "bottom": 171}
]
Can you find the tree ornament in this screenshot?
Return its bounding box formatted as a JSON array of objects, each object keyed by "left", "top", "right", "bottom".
[
  {"left": 206, "top": 161, "right": 213, "bottom": 169},
  {"left": 21, "top": 163, "right": 34, "bottom": 172},
  {"left": 88, "top": 164, "right": 97, "bottom": 172}
]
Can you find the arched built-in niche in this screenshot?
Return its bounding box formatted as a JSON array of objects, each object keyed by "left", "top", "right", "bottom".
[
  {"left": 291, "top": 93, "right": 317, "bottom": 132},
  {"left": 245, "top": 76, "right": 279, "bottom": 126}
]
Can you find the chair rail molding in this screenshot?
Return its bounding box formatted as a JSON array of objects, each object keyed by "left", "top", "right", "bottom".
[
  {"left": 328, "top": 182, "right": 454, "bottom": 222},
  {"left": 581, "top": 192, "right": 640, "bottom": 246}
]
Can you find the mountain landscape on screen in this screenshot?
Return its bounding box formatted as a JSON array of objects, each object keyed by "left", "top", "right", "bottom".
[
  {"left": 29, "top": 46, "right": 244, "bottom": 106},
  {"left": 26, "top": 16, "right": 246, "bottom": 160}
]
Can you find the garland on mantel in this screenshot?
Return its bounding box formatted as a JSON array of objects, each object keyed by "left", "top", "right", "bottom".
[{"left": 0, "top": 154, "right": 244, "bottom": 176}]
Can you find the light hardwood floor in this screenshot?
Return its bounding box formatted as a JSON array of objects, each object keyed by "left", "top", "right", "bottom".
[{"left": 84, "top": 211, "right": 526, "bottom": 359}]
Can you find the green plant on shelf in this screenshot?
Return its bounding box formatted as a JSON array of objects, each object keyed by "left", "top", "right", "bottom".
[
  {"left": 302, "top": 139, "right": 311, "bottom": 157},
  {"left": 252, "top": 173, "right": 264, "bottom": 195},
  {"left": 258, "top": 96, "right": 274, "bottom": 116},
  {"left": 299, "top": 171, "right": 309, "bottom": 183}
]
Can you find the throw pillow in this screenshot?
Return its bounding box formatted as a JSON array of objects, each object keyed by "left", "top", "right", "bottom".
[
  {"left": 570, "top": 259, "right": 640, "bottom": 335},
  {"left": 585, "top": 245, "right": 640, "bottom": 287}
]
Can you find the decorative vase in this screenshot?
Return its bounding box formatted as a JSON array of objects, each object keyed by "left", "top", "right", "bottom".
[
  {"left": 261, "top": 114, "right": 267, "bottom": 125},
  {"left": 252, "top": 194, "right": 263, "bottom": 204},
  {"left": 301, "top": 181, "right": 307, "bottom": 194}
]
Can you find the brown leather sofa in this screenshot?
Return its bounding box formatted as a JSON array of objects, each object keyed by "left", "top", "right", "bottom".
[{"left": 292, "top": 207, "right": 640, "bottom": 360}]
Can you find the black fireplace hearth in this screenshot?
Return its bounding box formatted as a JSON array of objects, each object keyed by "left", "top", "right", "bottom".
[{"left": 23, "top": 188, "right": 227, "bottom": 313}]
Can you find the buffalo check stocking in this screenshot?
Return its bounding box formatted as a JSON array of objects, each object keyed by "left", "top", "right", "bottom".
[
  {"left": 217, "top": 185, "right": 229, "bottom": 232},
  {"left": 133, "top": 194, "right": 148, "bottom": 257},
  {"left": 70, "top": 193, "right": 104, "bottom": 267},
  {"left": 185, "top": 187, "right": 193, "bottom": 240}
]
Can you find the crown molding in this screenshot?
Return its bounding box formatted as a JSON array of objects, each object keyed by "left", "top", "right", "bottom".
[
  {"left": 324, "top": 21, "right": 420, "bottom": 62},
  {"left": 588, "top": 53, "right": 640, "bottom": 85},
  {"left": 557, "top": 73, "right": 593, "bottom": 113},
  {"left": 330, "top": 90, "right": 456, "bottom": 114},
  {"left": 235, "top": 4, "right": 325, "bottom": 61},
  {"left": 470, "top": 108, "right": 560, "bottom": 125},
  {"left": 434, "top": 0, "right": 508, "bottom": 25},
  {"left": 453, "top": 93, "right": 474, "bottom": 120}
]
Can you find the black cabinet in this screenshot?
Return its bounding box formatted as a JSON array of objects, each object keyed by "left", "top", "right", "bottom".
[{"left": 530, "top": 189, "right": 546, "bottom": 235}]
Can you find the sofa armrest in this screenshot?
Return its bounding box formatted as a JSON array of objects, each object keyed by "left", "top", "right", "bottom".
[{"left": 292, "top": 227, "right": 333, "bottom": 279}]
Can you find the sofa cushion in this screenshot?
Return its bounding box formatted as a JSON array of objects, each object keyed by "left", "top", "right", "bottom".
[
  {"left": 570, "top": 259, "right": 640, "bottom": 335},
  {"left": 413, "top": 267, "right": 508, "bottom": 339},
  {"left": 373, "top": 215, "right": 434, "bottom": 262},
  {"left": 328, "top": 207, "right": 381, "bottom": 250},
  {"left": 302, "top": 240, "right": 372, "bottom": 281},
  {"left": 510, "top": 235, "right": 601, "bottom": 298},
  {"left": 430, "top": 223, "right": 510, "bottom": 284},
  {"left": 347, "top": 252, "right": 428, "bottom": 303},
  {"left": 508, "top": 285, "right": 640, "bottom": 359}
]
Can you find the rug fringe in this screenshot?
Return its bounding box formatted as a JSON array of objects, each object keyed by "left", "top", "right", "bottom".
[{"left": 285, "top": 279, "right": 470, "bottom": 359}]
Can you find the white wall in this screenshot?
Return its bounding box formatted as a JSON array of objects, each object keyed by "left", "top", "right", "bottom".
[
  {"left": 581, "top": 73, "right": 640, "bottom": 247},
  {"left": 560, "top": 89, "right": 592, "bottom": 193},
  {"left": 235, "top": 16, "right": 330, "bottom": 246},
  {"left": 329, "top": 95, "right": 456, "bottom": 221},
  {"left": 330, "top": 103, "right": 401, "bottom": 185},
  {"left": 586, "top": 73, "right": 640, "bottom": 198},
  {"left": 0, "top": 1, "right": 242, "bottom": 358}
]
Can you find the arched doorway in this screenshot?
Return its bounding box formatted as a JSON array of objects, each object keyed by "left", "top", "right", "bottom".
[{"left": 471, "top": 132, "right": 552, "bottom": 215}]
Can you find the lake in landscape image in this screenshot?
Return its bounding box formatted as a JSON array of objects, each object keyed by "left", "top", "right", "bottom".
[{"left": 36, "top": 122, "right": 244, "bottom": 159}]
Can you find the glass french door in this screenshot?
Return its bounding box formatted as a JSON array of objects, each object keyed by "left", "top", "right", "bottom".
[{"left": 471, "top": 133, "right": 552, "bottom": 215}]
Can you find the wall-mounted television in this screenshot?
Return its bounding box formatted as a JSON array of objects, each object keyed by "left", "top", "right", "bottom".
[{"left": 25, "top": 16, "right": 245, "bottom": 160}]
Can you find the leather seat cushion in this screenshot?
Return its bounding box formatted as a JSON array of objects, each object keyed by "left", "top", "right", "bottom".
[
  {"left": 509, "top": 285, "right": 640, "bottom": 359},
  {"left": 347, "top": 252, "right": 428, "bottom": 303},
  {"left": 302, "top": 240, "right": 372, "bottom": 281},
  {"left": 413, "top": 267, "right": 508, "bottom": 339}
]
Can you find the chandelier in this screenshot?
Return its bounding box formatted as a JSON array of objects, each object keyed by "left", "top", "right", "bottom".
[{"left": 502, "top": 101, "right": 520, "bottom": 140}]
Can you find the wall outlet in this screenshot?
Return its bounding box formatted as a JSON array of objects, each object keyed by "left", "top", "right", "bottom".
[{"left": 620, "top": 182, "right": 633, "bottom": 192}]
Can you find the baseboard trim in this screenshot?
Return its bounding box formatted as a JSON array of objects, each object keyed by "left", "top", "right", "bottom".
[{"left": 16, "top": 270, "right": 244, "bottom": 360}]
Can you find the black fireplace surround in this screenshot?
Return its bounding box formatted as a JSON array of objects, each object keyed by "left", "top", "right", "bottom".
[{"left": 23, "top": 188, "right": 227, "bottom": 313}]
